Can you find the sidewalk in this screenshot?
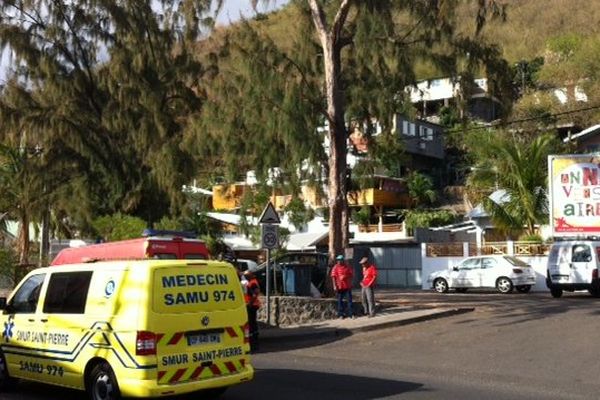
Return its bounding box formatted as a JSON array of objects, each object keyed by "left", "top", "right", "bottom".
[{"left": 260, "top": 305, "right": 475, "bottom": 343}]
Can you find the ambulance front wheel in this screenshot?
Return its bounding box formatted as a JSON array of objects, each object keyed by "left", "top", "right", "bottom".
[
  {"left": 87, "top": 361, "right": 121, "bottom": 400},
  {"left": 0, "top": 350, "right": 16, "bottom": 390}
]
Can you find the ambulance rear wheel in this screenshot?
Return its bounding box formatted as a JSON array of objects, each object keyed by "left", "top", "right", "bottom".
[
  {"left": 0, "top": 350, "right": 16, "bottom": 390},
  {"left": 87, "top": 361, "right": 121, "bottom": 400}
]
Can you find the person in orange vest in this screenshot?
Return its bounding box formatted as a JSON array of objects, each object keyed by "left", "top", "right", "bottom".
[
  {"left": 360, "top": 256, "right": 378, "bottom": 317},
  {"left": 331, "top": 255, "right": 354, "bottom": 319},
  {"left": 242, "top": 270, "right": 261, "bottom": 353}
]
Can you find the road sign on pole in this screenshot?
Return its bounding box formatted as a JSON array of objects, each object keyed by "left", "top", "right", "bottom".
[
  {"left": 259, "top": 202, "right": 281, "bottom": 225},
  {"left": 259, "top": 202, "right": 280, "bottom": 327},
  {"left": 261, "top": 224, "right": 278, "bottom": 249}
]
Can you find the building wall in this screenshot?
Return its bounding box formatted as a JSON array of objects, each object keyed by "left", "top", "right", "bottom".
[{"left": 352, "top": 244, "right": 422, "bottom": 288}]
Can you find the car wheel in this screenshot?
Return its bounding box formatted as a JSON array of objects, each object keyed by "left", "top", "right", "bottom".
[
  {"left": 433, "top": 278, "right": 449, "bottom": 293},
  {"left": 455, "top": 288, "right": 468, "bottom": 293},
  {"left": 550, "top": 287, "right": 563, "bottom": 298},
  {"left": 516, "top": 285, "right": 532, "bottom": 293},
  {"left": 588, "top": 288, "right": 600, "bottom": 298},
  {"left": 87, "top": 361, "right": 121, "bottom": 400},
  {"left": 0, "top": 350, "right": 16, "bottom": 391},
  {"left": 496, "top": 277, "right": 513, "bottom": 294}
]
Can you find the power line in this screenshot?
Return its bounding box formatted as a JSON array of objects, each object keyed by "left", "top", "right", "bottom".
[{"left": 451, "top": 103, "right": 600, "bottom": 133}]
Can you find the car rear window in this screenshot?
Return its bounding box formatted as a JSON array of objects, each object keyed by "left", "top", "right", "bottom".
[{"left": 503, "top": 256, "right": 529, "bottom": 267}]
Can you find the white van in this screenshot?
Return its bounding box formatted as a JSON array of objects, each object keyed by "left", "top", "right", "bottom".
[{"left": 546, "top": 240, "right": 600, "bottom": 298}]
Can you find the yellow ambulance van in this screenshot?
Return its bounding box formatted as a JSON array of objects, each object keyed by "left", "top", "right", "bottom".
[{"left": 0, "top": 259, "right": 253, "bottom": 399}]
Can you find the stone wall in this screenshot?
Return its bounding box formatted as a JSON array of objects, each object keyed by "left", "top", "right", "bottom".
[{"left": 257, "top": 295, "right": 363, "bottom": 327}]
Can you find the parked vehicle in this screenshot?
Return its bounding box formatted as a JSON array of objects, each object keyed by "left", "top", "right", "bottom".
[
  {"left": 0, "top": 259, "right": 253, "bottom": 399},
  {"left": 51, "top": 230, "right": 209, "bottom": 266},
  {"left": 546, "top": 240, "right": 600, "bottom": 298},
  {"left": 234, "top": 259, "right": 258, "bottom": 272},
  {"left": 249, "top": 252, "right": 329, "bottom": 294},
  {"left": 428, "top": 255, "right": 536, "bottom": 294}
]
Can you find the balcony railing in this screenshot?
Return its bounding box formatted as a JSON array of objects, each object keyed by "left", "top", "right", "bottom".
[
  {"left": 358, "top": 224, "right": 404, "bottom": 233},
  {"left": 426, "top": 241, "right": 551, "bottom": 257}
]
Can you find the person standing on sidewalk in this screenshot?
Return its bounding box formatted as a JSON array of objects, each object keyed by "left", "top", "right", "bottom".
[
  {"left": 360, "top": 256, "right": 378, "bottom": 317},
  {"left": 243, "top": 270, "right": 261, "bottom": 353},
  {"left": 331, "top": 255, "right": 354, "bottom": 319}
]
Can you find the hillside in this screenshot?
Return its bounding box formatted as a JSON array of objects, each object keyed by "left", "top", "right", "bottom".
[
  {"left": 475, "top": 0, "right": 600, "bottom": 62},
  {"left": 221, "top": 0, "right": 600, "bottom": 77}
]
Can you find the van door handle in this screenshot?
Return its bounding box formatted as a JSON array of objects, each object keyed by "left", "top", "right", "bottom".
[
  {"left": 40, "top": 318, "right": 48, "bottom": 323},
  {"left": 28, "top": 318, "right": 35, "bottom": 322}
]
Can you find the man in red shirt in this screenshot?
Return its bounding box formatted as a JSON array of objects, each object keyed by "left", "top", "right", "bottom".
[
  {"left": 331, "top": 255, "right": 354, "bottom": 318},
  {"left": 360, "top": 256, "right": 378, "bottom": 317}
]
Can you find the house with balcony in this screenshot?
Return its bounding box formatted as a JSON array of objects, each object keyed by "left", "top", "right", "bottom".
[{"left": 409, "top": 77, "right": 503, "bottom": 123}]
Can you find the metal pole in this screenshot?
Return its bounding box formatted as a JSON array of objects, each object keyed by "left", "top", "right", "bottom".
[{"left": 266, "top": 248, "right": 271, "bottom": 326}]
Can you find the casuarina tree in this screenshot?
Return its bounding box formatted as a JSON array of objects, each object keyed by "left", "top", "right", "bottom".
[{"left": 193, "top": 0, "right": 511, "bottom": 262}]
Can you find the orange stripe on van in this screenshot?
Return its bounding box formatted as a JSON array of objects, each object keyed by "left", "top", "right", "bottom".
[
  {"left": 157, "top": 371, "right": 167, "bottom": 381},
  {"left": 157, "top": 360, "right": 246, "bottom": 384},
  {"left": 169, "top": 368, "right": 187, "bottom": 383},
  {"left": 167, "top": 332, "right": 184, "bottom": 345},
  {"left": 224, "top": 361, "right": 237, "bottom": 373},
  {"left": 225, "top": 327, "right": 238, "bottom": 338},
  {"left": 190, "top": 366, "right": 205, "bottom": 380}
]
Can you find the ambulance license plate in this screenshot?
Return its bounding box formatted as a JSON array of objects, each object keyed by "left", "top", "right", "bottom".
[{"left": 187, "top": 333, "right": 221, "bottom": 346}]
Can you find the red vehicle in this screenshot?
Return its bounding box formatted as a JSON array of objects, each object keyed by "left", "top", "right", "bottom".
[{"left": 50, "top": 230, "right": 210, "bottom": 266}]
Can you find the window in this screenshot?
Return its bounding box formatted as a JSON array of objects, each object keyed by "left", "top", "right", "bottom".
[
  {"left": 43, "top": 272, "right": 93, "bottom": 314},
  {"left": 481, "top": 258, "right": 497, "bottom": 269},
  {"left": 572, "top": 245, "right": 592, "bottom": 263},
  {"left": 504, "top": 256, "right": 529, "bottom": 267},
  {"left": 419, "top": 126, "right": 433, "bottom": 141},
  {"left": 402, "top": 120, "right": 416, "bottom": 136},
  {"left": 9, "top": 274, "right": 45, "bottom": 314},
  {"left": 460, "top": 258, "right": 481, "bottom": 270}
]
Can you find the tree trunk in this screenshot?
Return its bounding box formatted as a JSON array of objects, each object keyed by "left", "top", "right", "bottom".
[
  {"left": 17, "top": 211, "right": 30, "bottom": 267},
  {"left": 308, "top": 0, "right": 351, "bottom": 265}
]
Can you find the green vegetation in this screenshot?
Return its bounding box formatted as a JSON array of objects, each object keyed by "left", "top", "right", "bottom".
[
  {"left": 466, "top": 132, "right": 561, "bottom": 237},
  {"left": 1, "top": 0, "right": 599, "bottom": 264},
  {"left": 92, "top": 214, "right": 147, "bottom": 242},
  {"left": 404, "top": 210, "right": 457, "bottom": 232}
]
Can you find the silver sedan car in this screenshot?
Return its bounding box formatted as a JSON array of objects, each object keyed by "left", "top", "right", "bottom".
[{"left": 428, "top": 255, "right": 536, "bottom": 294}]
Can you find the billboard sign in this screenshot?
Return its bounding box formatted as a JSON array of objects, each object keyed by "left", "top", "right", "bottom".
[{"left": 549, "top": 155, "right": 600, "bottom": 237}]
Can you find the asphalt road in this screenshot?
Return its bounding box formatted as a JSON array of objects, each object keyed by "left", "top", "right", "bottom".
[{"left": 4, "top": 292, "right": 600, "bottom": 400}]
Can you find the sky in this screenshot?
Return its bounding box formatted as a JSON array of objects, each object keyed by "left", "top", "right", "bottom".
[
  {"left": 216, "top": 0, "right": 287, "bottom": 25},
  {"left": 0, "top": 0, "right": 288, "bottom": 83}
]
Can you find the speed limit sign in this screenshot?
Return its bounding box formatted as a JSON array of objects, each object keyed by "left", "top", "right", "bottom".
[{"left": 261, "top": 224, "right": 278, "bottom": 249}]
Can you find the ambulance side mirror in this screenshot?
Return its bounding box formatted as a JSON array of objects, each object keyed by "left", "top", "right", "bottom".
[{"left": 0, "top": 297, "right": 6, "bottom": 310}]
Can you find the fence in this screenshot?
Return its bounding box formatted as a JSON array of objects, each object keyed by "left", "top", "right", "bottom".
[
  {"left": 426, "top": 241, "right": 550, "bottom": 257},
  {"left": 421, "top": 241, "right": 550, "bottom": 292}
]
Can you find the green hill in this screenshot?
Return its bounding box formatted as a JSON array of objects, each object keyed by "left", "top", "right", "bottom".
[
  {"left": 475, "top": 0, "right": 600, "bottom": 62},
  {"left": 225, "top": 0, "right": 600, "bottom": 74}
]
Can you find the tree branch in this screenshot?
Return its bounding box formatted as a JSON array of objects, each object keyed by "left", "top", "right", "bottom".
[
  {"left": 332, "top": 0, "right": 352, "bottom": 45},
  {"left": 307, "top": 0, "right": 328, "bottom": 45}
]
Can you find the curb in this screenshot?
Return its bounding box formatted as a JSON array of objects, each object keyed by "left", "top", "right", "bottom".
[
  {"left": 351, "top": 307, "right": 475, "bottom": 333},
  {"left": 260, "top": 307, "right": 475, "bottom": 343}
]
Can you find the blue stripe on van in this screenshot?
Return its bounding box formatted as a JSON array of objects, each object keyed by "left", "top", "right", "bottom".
[{"left": 0, "top": 321, "right": 157, "bottom": 370}]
